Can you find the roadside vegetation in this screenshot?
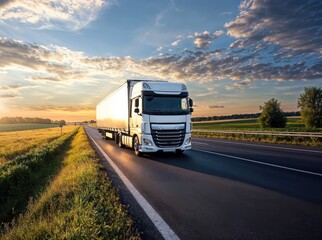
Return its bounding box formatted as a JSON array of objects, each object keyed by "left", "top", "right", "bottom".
[
  {"left": 0, "top": 128, "right": 78, "bottom": 224},
  {"left": 0, "top": 125, "right": 77, "bottom": 164},
  {"left": 193, "top": 87, "right": 322, "bottom": 146},
  {"left": 193, "top": 117, "right": 306, "bottom": 131},
  {"left": 258, "top": 98, "right": 286, "bottom": 128},
  {"left": 193, "top": 118, "right": 322, "bottom": 146},
  {"left": 298, "top": 87, "right": 322, "bottom": 128},
  {"left": 1, "top": 127, "right": 140, "bottom": 239}
]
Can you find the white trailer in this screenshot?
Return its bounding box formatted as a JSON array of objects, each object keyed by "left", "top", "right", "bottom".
[{"left": 96, "top": 80, "right": 193, "bottom": 156}]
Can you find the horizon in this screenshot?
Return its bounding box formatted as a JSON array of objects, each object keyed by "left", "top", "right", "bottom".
[{"left": 0, "top": 0, "right": 321, "bottom": 122}]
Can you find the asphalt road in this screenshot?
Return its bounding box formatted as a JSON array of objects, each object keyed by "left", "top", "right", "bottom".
[{"left": 85, "top": 126, "right": 322, "bottom": 240}]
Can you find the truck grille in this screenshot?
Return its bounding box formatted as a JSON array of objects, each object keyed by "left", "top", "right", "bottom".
[{"left": 151, "top": 129, "right": 185, "bottom": 148}]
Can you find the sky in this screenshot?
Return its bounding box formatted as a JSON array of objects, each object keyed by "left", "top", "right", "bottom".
[{"left": 0, "top": 0, "right": 321, "bottom": 121}]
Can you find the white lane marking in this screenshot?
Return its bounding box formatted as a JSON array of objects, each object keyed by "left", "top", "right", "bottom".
[
  {"left": 192, "top": 138, "right": 322, "bottom": 154},
  {"left": 88, "top": 133, "right": 180, "bottom": 240},
  {"left": 195, "top": 149, "right": 322, "bottom": 177}
]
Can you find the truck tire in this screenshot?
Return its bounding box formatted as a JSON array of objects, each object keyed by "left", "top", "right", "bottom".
[
  {"left": 118, "top": 134, "right": 124, "bottom": 148},
  {"left": 133, "top": 136, "right": 142, "bottom": 156}
]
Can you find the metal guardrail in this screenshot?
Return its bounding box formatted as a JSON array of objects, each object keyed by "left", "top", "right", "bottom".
[{"left": 192, "top": 129, "right": 322, "bottom": 138}]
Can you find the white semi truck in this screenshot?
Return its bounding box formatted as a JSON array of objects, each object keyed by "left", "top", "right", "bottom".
[{"left": 96, "top": 80, "right": 193, "bottom": 156}]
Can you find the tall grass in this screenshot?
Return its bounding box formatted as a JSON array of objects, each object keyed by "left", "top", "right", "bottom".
[
  {"left": 0, "top": 128, "right": 78, "bottom": 224},
  {"left": 0, "top": 125, "right": 77, "bottom": 164},
  {"left": 1, "top": 127, "right": 140, "bottom": 239}
]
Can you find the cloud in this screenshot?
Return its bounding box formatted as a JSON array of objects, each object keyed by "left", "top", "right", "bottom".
[
  {"left": 0, "top": 0, "right": 112, "bottom": 31},
  {"left": 154, "top": 0, "right": 180, "bottom": 28},
  {"left": 209, "top": 105, "right": 225, "bottom": 108},
  {"left": 0, "top": 36, "right": 321, "bottom": 90},
  {"left": 0, "top": 37, "right": 90, "bottom": 81},
  {"left": 0, "top": 84, "right": 33, "bottom": 100},
  {"left": 0, "top": 84, "right": 27, "bottom": 90},
  {"left": 195, "top": 92, "right": 215, "bottom": 97},
  {"left": 25, "top": 105, "right": 95, "bottom": 112},
  {"left": 193, "top": 30, "right": 224, "bottom": 48},
  {"left": 171, "top": 39, "right": 181, "bottom": 46},
  {"left": 0, "top": 0, "right": 10, "bottom": 7},
  {"left": 225, "top": 80, "right": 253, "bottom": 90},
  {"left": 225, "top": 0, "right": 322, "bottom": 56},
  {"left": 0, "top": 94, "right": 18, "bottom": 98}
]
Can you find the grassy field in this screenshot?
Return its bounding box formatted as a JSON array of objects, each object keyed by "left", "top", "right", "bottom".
[
  {"left": 0, "top": 126, "right": 78, "bottom": 164},
  {"left": 1, "top": 127, "right": 140, "bottom": 239},
  {"left": 193, "top": 117, "right": 306, "bottom": 131},
  {"left": 193, "top": 117, "right": 322, "bottom": 146},
  {"left": 0, "top": 129, "right": 78, "bottom": 224},
  {"left": 0, "top": 123, "right": 61, "bottom": 132}
]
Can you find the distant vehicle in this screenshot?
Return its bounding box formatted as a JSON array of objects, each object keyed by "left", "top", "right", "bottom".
[{"left": 96, "top": 80, "right": 193, "bottom": 156}]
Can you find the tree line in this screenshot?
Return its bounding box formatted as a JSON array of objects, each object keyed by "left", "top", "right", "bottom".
[{"left": 0, "top": 117, "right": 66, "bottom": 125}]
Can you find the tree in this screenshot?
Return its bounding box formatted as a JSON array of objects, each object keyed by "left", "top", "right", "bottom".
[
  {"left": 58, "top": 120, "right": 66, "bottom": 126},
  {"left": 298, "top": 87, "right": 322, "bottom": 128},
  {"left": 258, "top": 98, "right": 286, "bottom": 128}
]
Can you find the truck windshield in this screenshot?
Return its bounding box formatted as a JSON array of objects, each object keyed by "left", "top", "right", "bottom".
[{"left": 143, "top": 95, "right": 190, "bottom": 115}]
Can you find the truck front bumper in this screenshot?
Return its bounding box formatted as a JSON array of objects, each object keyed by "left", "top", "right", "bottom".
[{"left": 139, "top": 133, "right": 192, "bottom": 153}]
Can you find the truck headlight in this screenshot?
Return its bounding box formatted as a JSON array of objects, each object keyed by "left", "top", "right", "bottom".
[
  {"left": 143, "top": 138, "right": 153, "bottom": 146},
  {"left": 185, "top": 137, "right": 191, "bottom": 145}
]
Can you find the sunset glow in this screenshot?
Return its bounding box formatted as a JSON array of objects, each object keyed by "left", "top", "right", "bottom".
[{"left": 0, "top": 0, "right": 321, "bottom": 121}]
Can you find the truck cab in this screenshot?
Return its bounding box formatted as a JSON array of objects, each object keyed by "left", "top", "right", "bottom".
[{"left": 129, "top": 81, "right": 193, "bottom": 155}]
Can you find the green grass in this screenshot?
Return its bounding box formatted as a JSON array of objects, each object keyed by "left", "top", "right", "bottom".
[
  {"left": 0, "top": 124, "right": 60, "bottom": 132},
  {"left": 0, "top": 129, "right": 78, "bottom": 224},
  {"left": 1, "top": 127, "right": 140, "bottom": 240},
  {"left": 193, "top": 117, "right": 308, "bottom": 131},
  {"left": 0, "top": 125, "right": 78, "bottom": 164},
  {"left": 193, "top": 119, "right": 260, "bottom": 130},
  {"left": 193, "top": 118, "right": 322, "bottom": 146}
]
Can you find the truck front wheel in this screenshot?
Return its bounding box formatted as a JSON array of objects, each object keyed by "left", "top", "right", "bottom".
[
  {"left": 133, "top": 136, "right": 142, "bottom": 156},
  {"left": 118, "top": 134, "right": 124, "bottom": 148}
]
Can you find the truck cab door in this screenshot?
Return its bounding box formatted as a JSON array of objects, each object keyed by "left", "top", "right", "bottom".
[{"left": 130, "top": 97, "right": 141, "bottom": 133}]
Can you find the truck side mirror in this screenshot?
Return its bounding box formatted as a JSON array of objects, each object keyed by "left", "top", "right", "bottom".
[
  {"left": 189, "top": 98, "right": 194, "bottom": 113},
  {"left": 189, "top": 98, "right": 193, "bottom": 107}
]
